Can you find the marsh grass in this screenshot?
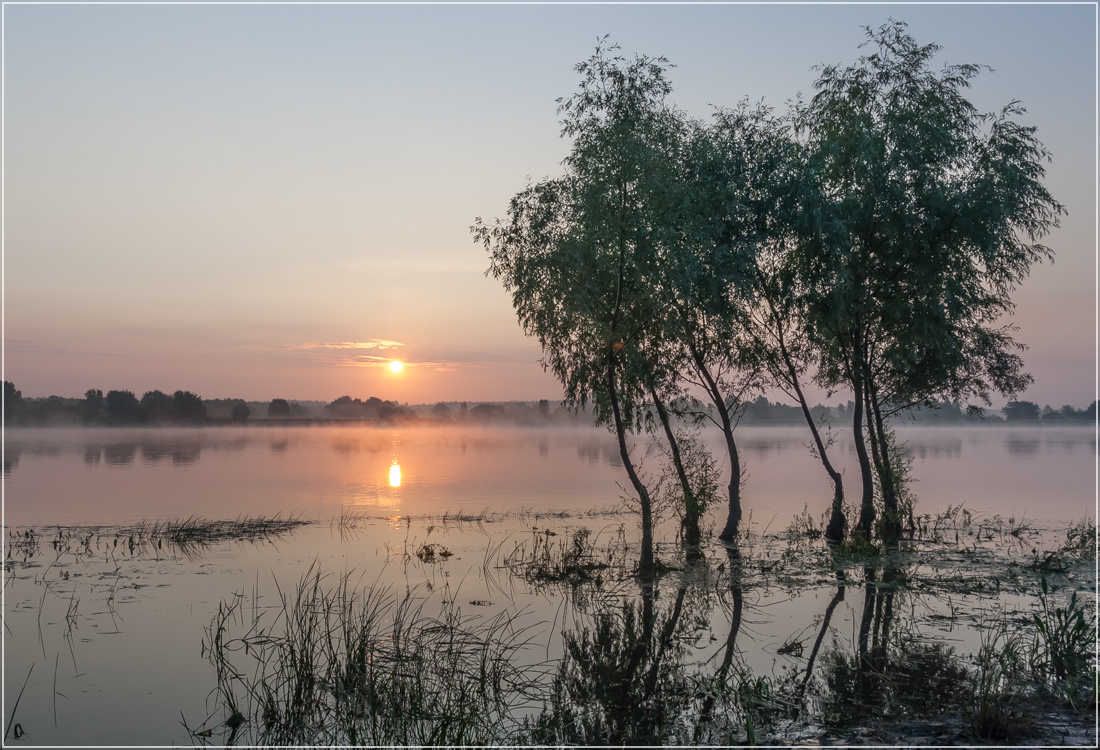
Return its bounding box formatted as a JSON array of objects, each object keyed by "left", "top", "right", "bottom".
[
  {"left": 5, "top": 515, "right": 310, "bottom": 565},
  {"left": 966, "top": 618, "right": 1029, "bottom": 739},
  {"left": 196, "top": 563, "right": 548, "bottom": 745},
  {"left": 503, "top": 525, "right": 629, "bottom": 587},
  {"left": 1029, "top": 577, "right": 1095, "bottom": 706},
  {"left": 123, "top": 515, "right": 308, "bottom": 558}
]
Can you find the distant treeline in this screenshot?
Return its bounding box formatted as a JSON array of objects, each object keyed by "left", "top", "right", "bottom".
[
  {"left": 0, "top": 383, "right": 583, "bottom": 427},
  {"left": 2, "top": 381, "right": 1094, "bottom": 429}
]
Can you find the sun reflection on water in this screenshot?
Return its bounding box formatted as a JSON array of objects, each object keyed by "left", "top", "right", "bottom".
[{"left": 389, "top": 462, "right": 402, "bottom": 488}]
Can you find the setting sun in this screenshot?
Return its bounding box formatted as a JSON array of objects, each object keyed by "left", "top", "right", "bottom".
[{"left": 389, "top": 360, "right": 403, "bottom": 373}]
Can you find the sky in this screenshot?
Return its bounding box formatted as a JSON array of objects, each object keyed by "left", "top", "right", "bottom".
[{"left": 3, "top": 2, "right": 1096, "bottom": 407}]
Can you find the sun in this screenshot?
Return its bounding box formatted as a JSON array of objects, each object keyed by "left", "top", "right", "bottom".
[{"left": 389, "top": 360, "right": 403, "bottom": 373}]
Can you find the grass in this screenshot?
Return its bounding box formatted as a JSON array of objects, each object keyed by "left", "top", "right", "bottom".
[
  {"left": 195, "top": 563, "right": 547, "bottom": 745},
  {"left": 1029, "top": 577, "right": 1095, "bottom": 706},
  {"left": 6, "top": 515, "right": 311, "bottom": 565},
  {"left": 6, "top": 510, "right": 1093, "bottom": 745},
  {"left": 502, "top": 525, "right": 629, "bottom": 586},
  {"left": 966, "top": 617, "right": 1028, "bottom": 739}
]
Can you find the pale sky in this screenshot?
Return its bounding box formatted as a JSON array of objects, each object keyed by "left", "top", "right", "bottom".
[{"left": 3, "top": 2, "right": 1095, "bottom": 407}]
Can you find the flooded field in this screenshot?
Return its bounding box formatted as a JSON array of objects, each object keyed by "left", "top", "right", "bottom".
[{"left": 2, "top": 424, "right": 1096, "bottom": 745}]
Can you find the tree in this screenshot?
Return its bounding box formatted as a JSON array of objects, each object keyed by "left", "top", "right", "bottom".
[
  {"left": 268, "top": 398, "right": 292, "bottom": 418},
  {"left": 172, "top": 390, "right": 207, "bottom": 424},
  {"left": 105, "top": 389, "right": 142, "bottom": 424},
  {"left": 431, "top": 402, "right": 453, "bottom": 420},
  {"left": 4, "top": 381, "right": 23, "bottom": 425},
  {"left": 141, "top": 390, "right": 175, "bottom": 423},
  {"left": 82, "top": 389, "right": 105, "bottom": 424},
  {"left": 1003, "top": 400, "right": 1040, "bottom": 421},
  {"left": 794, "top": 22, "right": 1064, "bottom": 541},
  {"left": 478, "top": 40, "right": 687, "bottom": 574},
  {"left": 231, "top": 402, "right": 251, "bottom": 423}
]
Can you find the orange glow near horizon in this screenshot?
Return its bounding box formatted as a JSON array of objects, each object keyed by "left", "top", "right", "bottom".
[
  {"left": 389, "top": 360, "right": 404, "bottom": 373},
  {"left": 389, "top": 462, "right": 402, "bottom": 487}
]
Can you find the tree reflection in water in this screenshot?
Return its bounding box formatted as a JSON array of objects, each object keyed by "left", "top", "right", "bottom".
[{"left": 196, "top": 523, "right": 1095, "bottom": 746}]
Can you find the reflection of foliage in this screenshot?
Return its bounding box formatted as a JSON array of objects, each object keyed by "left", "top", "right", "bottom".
[
  {"left": 822, "top": 640, "right": 971, "bottom": 726},
  {"left": 531, "top": 589, "right": 694, "bottom": 744}
]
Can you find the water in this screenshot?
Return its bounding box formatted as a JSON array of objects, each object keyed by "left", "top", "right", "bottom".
[
  {"left": 5, "top": 424, "right": 1093, "bottom": 526},
  {"left": 2, "top": 424, "right": 1095, "bottom": 745}
]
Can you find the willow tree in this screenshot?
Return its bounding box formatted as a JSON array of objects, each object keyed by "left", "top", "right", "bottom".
[
  {"left": 693, "top": 101, "right": 852, "bottom": 542},
  {"left": 795, "top": 22, "right": 1064, "bottom": 541},
  {"left": 475, "top": 42, "right": 689, "bottom": 575}
]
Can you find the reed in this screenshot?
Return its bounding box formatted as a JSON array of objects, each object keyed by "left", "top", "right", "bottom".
[{"left": 198, "top": 562, "right": 547, "bottom": 745}]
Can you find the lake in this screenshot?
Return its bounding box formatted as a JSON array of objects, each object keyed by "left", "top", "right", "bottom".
[{"left": 2, "top": 424, "right": 1095, "bottom": 745}]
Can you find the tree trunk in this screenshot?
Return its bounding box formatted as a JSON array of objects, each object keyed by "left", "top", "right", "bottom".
[
  {"left": 785, "top": 362, "right": 846, "bottom": 542},
  {"left": 607, "top": 352, "right": 655, "bottom": 578},
  {"left": 687, "top": 341, "right": 742, "bottom": 542},
  {"left": 866, "top": 382, "right": 901, "bottom": 543},
  {"left": 766, "top": 298, "right": 846, "bottom": 541},
  {"left": 649, "top": 384, "right": 701, "bottom": 554},
  {"left": 851, "top": 373, "right": 875, "bottom": 539}
]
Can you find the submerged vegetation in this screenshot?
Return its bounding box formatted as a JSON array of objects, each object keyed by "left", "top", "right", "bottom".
[
  {"left": 186, "top": 511, "right": 1095, "bottom": 746},
  {"left": 5, "top": 515, "right": 309, "bottom": 566}
]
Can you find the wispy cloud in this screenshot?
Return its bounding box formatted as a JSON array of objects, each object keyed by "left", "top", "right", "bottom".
[
  {"left": 288, "top": 340, "right": 404, "bottom": 351},
  {"left": 242, "top": 339, "right": 534, "bottom": 373}
]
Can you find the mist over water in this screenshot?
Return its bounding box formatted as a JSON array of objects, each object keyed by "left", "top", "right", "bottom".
[
  {"left": 2, "top": 422, "right": 1095, "bottom": 745},
  {"left": 3, "top": 423, "right": 1093, "bottom": 527}
]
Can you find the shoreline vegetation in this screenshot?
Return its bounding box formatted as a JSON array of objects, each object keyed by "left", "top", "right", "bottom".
[
  {"left": 3, "top": 381, "right": 1095, "bottom": 430},
  {"left": 5, "top": 510, "right": 1094, "bottom": 745}
]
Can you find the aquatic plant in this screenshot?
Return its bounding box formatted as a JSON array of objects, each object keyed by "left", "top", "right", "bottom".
[
  {"left": 197, "top": 564, "right": 544, "bottom": 745},
  {"left": 503, "top": 525, "right": 628, "bottom": 587},
  {"left": 1060, "top": 517, "right": 1097, "bottom": 561},
  {"left": 966, "top": 619, "right": 1028, "bottom": 739},
  {"left": 1029, "top": 577, "right": 1095, "bottom": 707}
]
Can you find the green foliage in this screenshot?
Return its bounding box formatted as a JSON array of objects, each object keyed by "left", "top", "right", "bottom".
[
  {"left": 1030, "top": 578, "right": 1094, "bottom": 697},
  {"left": 1004, "top": 400, "right": 1041, "bottom": 420},
  {"left": 203, "top": 566, "right": 539, "bottom": 745},
  {"left": 105, "top": 389, "right": 142, "bottom": 424},
  {"left": 1060, "top": 518, "right": 1097, "bottom": 561},
  {"left": 966, "top": 620, "right": 1028, "bottom": 739},
  {"left": 794, "top": 21, "right": 1063, "bottom": 539}
]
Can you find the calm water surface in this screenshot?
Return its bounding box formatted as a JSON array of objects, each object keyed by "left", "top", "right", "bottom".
[
  {"left": 2, "top": 424, "right": 1095, "bottom": 745},
  {"left": 4, "top": 423, "right": 1094, "bottom": 525}
]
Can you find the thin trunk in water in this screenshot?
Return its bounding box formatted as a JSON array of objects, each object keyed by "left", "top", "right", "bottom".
[
  {"left": 866, "top": 380, "right": 901, "bottom": 543},
  {"left": 851, "top": 372, "right": 875, "bottom": 539},
  {"left": 783, "top": 354, "right": 845, "bottom": 541},
  {"left": 687, "top": 339, "right": 741, "bottom": 542},
  {"left": 607, "top": 351, "right": 655, "bottom": 578},
  {"left": 765, "top": 294, "right": 846, "bottom": 541},
  {"left": 649, "top": 384, "right": 701, "bottom": 553}
]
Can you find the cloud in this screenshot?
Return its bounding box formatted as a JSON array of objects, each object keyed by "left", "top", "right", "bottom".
[{"left": 288, "top": 340, "right": 404, "bottom": 351}]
